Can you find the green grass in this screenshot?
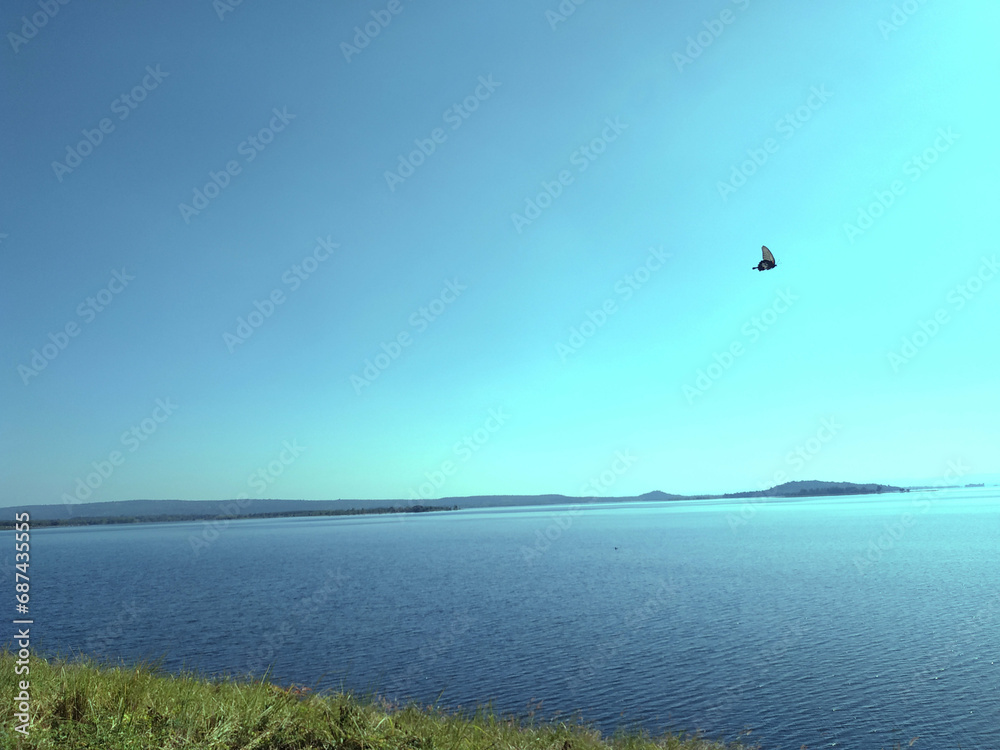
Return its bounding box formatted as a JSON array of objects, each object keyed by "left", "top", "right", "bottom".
[{"left": 0, "top": 650, "right": 756, "bottom": 750}]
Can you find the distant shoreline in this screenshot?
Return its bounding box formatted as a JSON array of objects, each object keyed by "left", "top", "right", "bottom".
[
  {"left": 0, "top": 505, "right": 457, "bottom": 530},
  {"left": 0, "top": 479, "right": 945, "bottom": 530}
]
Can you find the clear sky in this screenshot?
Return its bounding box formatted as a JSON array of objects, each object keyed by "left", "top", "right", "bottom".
[{"left": 2, "top": 1, "right": 998, "bottom": 507}]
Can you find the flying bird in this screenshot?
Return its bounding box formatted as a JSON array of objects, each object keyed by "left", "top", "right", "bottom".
[{"left": 753, "top": 245, "right": 777, "bottom": 271}]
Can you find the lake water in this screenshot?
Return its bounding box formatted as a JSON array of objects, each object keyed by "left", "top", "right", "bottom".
[{"left": 12, "top": 488, "right": 1000, "bottom": 749}]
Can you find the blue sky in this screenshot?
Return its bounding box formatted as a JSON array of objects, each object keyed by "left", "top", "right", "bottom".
[{"left": 2, "top": 0, "right": 998, "bottom": 507}]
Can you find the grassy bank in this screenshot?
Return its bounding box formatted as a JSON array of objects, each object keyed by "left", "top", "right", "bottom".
[{"left": 0, "top": 651, "right": 754, "bottom": 750}]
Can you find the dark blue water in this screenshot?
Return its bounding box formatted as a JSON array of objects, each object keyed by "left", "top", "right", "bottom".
[{"left": 9, "top": 489, "right": 1000, "bottom": 749}]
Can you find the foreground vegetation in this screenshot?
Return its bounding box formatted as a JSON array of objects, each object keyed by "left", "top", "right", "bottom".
[{"left": 1, "top": 651, "right": 754, "bottom": 750}]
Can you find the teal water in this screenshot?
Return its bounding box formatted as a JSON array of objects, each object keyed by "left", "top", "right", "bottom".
[{"left": 13, "top": 488, "right": 1000, "bottom": 749}]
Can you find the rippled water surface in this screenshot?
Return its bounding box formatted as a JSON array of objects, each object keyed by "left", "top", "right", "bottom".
[{"left": 19, "top": 488, "right": 1000, "bottom": 749}]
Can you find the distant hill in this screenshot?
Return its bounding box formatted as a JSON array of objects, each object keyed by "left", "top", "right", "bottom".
[
  {"left": 772, "top": 480, "right": 905, "bottom": 495},
  {"left": 701, "top": 480, "right": 907, "bottom": 499},
  {"left": 637, "top": 490, "right": 688, "bottom": 501}
]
